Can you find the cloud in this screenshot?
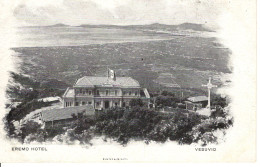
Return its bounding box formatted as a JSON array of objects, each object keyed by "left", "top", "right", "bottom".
[{"left": 12, "top": 0, "right": 227, "bottom": 27}]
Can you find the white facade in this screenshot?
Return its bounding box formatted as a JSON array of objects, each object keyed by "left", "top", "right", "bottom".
[{"left": 63, "top": 76, "right": 151, "bottom": 109}]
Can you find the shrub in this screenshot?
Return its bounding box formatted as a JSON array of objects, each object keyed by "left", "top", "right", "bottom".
[
  {"left": 10, "top": 72, "right": 40, "bottom": 89},
  {"left": 129, "top": 98, "right": 144, "bottom": 107},
  {"left": 45, "top": 126, "right": 66, "bottom": 139},
  {"left": 24, "top": 130, "right": 47, "bottom": 143},
  {"left": 19, "top": 120, "right": 46, "bottom": 142},
  {"left": 212, "top": 96, "right": 228, "bottom": 108},
  {"left": 189, "top": 116, "right": 233, "bottom": 145},
  {"left": 161, "top": 91, "right": 175, "bottom": 97},
  {"left": 11, "top": 105, "right": 232, "bottom": 146},
  {"left": 70, "top": 106, "right": 205, "bottom": 145},
  {"left": 7, "top": 100, "right": 54, "bottom": 122},
  {"left": 155, "top": 95, "right": 178, "bottom": 108}
]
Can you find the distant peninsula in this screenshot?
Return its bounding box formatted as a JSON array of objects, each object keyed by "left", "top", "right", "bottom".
[{"left": 23, "top": 23, "right": 213, "bottom": 32}]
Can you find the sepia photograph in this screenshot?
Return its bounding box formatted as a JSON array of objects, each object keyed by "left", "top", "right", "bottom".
[{"left": 0, "top": 0, "right": 256, "bottom": 163}]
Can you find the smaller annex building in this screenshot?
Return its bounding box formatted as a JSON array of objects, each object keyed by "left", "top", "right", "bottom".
[
  {"left": 40, "top": 105, "right": 95, "bottom": 128},
  {"left": 184, "top": 96, "right": 208, "bottom": 111}
]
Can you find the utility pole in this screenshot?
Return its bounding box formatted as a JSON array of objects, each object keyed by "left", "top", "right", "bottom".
[{"left": 179, "top": 86, "right": 183, "bottom": 103}]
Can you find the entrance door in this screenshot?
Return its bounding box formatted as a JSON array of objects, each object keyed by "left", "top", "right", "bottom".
[{"left": 105, "top": 101, "right": 110, "bottom": 109}]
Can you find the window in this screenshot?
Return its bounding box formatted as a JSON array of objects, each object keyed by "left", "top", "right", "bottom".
[
  {"left": 66, "top": 102, "right": 72, "bottom": 107},
  {"left": 96, "top": 90, "right": 100, "bottom": 95},
  {"left": 106, "top": 90, "right": 109, "bottom": 96},
  {"left": 115, "top": 102, "right": 118, "bottom": 106},
  {"left": 123, "top": 91, "right": 126, "bottom": 95},
  {"left": 96, "top": 102, "right": 100, "bottom": 106},
  {"left": 115, "top": 90, "right": 118, "bottom": 96},
  {"left": 129, "top": 91, "right": 132, "bottom": 95},
  {"left": 80, "top": 89, "right": 82, "bottom": 93},
  {"left": 135, "top": 91, "right": 138, "bottom": 96},
  {"left": 88, "top": 101, "right": 92, "bottom": 104},
  {"left": 83, "top": 89, "right": 88, "bottom": 94},
  {"left": 82, "top": 101, "right": 85, "bottom": 105},
  {"left": 82, "top": 89, "right": 86, "bottom": 94},
  {"left": 89, "top": 90, "right": 92, "bottom": 95},
  {"left": 75, "top": 102, "right": 79, "bottom": 106}
]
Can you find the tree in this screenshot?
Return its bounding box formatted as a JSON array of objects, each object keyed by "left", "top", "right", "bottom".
[
  {"left": 71, "top": 112, "right": 95, "bottom": 134},
  {"left": 161, "top": 91, "right": 175, "bottom": 97},
  {"left": 4, "top": 120, "right": 16, "bottom": 138},
  {"left": 155, "top": 95, "right": 177, "bottom": 108},
  {"left": 20, "top": 121, "right": 44, "bottom": 142},
  {"left": 212, "top": 96, "right": 227, "bottom": 108},
  {"left": 129, "top": 98, "right": 144, "bottom": 107}
]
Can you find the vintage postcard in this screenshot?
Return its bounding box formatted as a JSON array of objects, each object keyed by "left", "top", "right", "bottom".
[{"left": 0, "top": 0, "right": 256, "bottom": 163}]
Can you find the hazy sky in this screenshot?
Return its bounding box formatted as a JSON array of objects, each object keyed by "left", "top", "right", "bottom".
[{"left": 13, "top": 0, "right": 226, "bottom": 27}]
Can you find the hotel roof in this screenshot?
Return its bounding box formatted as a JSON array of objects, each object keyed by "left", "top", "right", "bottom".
[
  {"left": 63, "top": 87, "right": 75, "bottom": 98},
  {"left": 74, "top": 76, "right": 141, "bottom": 88},
  {"left": 41, "top": 105, "right": 95, "bottom": 122},
  {"left": 187, "top": 96, "right": 208, "bottom": 103}
]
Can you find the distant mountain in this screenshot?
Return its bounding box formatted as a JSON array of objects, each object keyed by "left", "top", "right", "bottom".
[
  {"left": 79, "top": 23, "right": 213, "bottom": 32},
  {"left": 79, "top": 24, "right": 121, "bottom": 28},
  {"left": 47, "top": 23, "right": 69, "bottom": 27},
  {"left": 21, "top": 23, "right": 70, "bottom": 28},
  {"left": 177, "top": 23, "right": 212, "bottom": 32},
  {"left": 21, "top": 23, "right": 213, "bottom": 32}
]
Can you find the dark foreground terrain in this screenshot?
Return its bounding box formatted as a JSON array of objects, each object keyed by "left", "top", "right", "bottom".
[{"left": 7, "top": 106, "right": 233, "bottom": 146}]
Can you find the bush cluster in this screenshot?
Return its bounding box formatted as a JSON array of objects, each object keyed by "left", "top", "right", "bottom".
[
  {"left": 7, "top": 106, "right": 232, "bottom": 146},
  {"left": 63, "top": 107, "right": 207, "bottom": 145}
]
